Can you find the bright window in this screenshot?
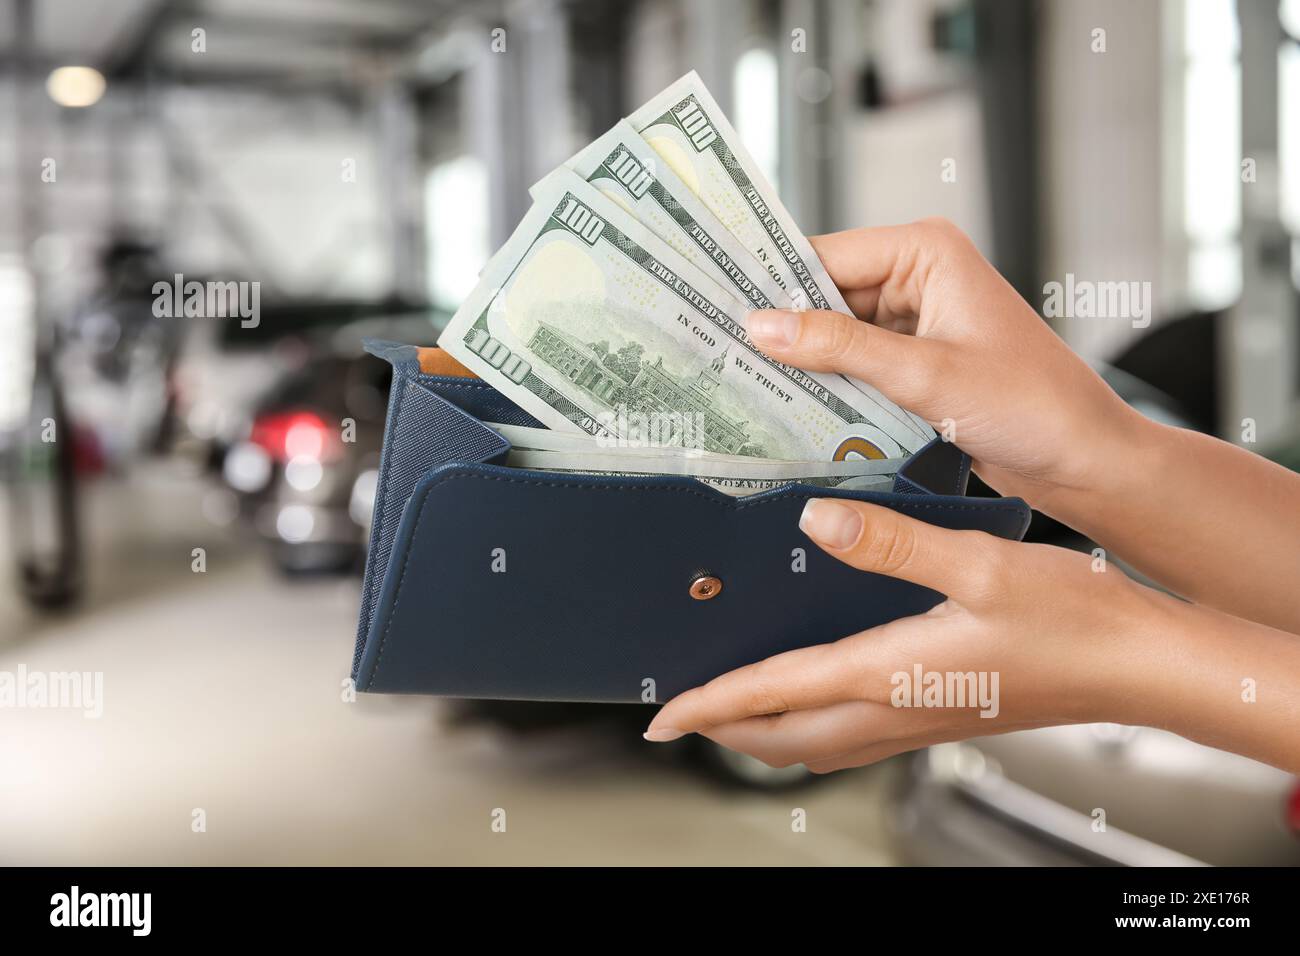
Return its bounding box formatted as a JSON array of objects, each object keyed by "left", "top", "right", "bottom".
[
  {"left": 1182, "top": 0, "right": 1242, "bottom": 308},
  {"left": 424, "top": 155, "right": 489, "bottom": 309},
  {"left": 733, "top": 47, "right": 779, "bottom": 188}
]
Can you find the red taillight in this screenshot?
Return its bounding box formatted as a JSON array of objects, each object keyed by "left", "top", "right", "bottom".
[
  {"left": 249, "top": 410, "right": 335, "bottom": 462},
  {"left": 1287, "top": 780, "right": 1300, "bottom": 837}
]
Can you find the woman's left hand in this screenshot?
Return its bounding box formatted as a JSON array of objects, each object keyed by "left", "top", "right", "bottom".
[{"left": 643, "top": 497, "right": 1176, "bottom": 773}]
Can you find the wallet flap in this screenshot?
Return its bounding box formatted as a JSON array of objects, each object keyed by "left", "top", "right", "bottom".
[
  {"left": 356, "top": 462, "right": 1030, "bottom": 701},
  {"left": 893, "top": 437, "right": 971, "bottom": 496},
  {"left": 354, "top": 342, "right": 514, "bottom": 676}
]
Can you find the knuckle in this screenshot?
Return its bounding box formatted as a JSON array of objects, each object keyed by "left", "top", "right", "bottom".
[
  {"left": 810, "top": 309, "right": 859, "bottom": 360},
  {"left": 960, "top": 534, "right": 1014, "bottom": 599},
  {"left": 739, "top": 662, "right": 789, "bottom": 717},
  {"left": 862, "top": 519, "right": 920, "bottom": 577},
  {"left": 688, "top": 678, "right": 730, "bottom": 728},
  {"left": 843, "top": 640, "right": 890, "bottom": 703},
  {"left": 916, "top": 216, "right": 966, "bottom": 246}
]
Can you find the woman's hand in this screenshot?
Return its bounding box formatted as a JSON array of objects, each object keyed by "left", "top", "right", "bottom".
[
  {"left": 743, "top": 219, "right": 1148, "bottom": 510},
  {"left": 744, "top": 218, "right": 1300, "bottom": 635},
  {"left": 652, "top": 217, "right": 1300, "bottom": 771},
  {"left": 643, "top": 497, "right": 1163, "bottom": 769},
  {"left": 644, "top": 498, "right": 1300, "bottom": 774}
]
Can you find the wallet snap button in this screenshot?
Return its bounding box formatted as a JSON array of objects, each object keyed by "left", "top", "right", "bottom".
[{"left": 689, "top": 574, "right": 723, "bottom": 601}]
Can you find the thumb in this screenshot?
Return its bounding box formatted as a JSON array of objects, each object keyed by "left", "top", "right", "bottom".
[
  {"left": 798, "top": 497, "right": 1000, "bottom": 603},
  {"left": 744, "top": 308, "right": 948, "bottom": 415}
]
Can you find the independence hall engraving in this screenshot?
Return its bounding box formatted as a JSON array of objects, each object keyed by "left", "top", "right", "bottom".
[{"left": 528, "top": 321, "right": 758, "bottom": 455}]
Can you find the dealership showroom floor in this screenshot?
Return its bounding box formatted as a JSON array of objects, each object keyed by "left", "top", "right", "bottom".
[{"left": 0, "top": 468, "right": 900, "bottom": 866}]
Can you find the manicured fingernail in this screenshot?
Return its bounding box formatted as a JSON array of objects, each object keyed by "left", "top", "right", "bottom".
[
  {"left": 744, "top": 309, "right": 800, "bottom": 347},
  {"left": 643, "top": 728, "right": 685, "bottom": 742},
  {"left": 799, "top": 499, "right": 862, "bottom": 550}
]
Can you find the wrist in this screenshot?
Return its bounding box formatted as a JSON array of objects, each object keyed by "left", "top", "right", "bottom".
[
  {"left": 1077, "top": 585, "right": 1300, "bottom": 770},
  {"left": 1034, "top": 569, "right": 1189, "bottom": 729},
  {"left": 1082, "top": 582, "right": 1190, "bottom": 728},
  {"left": 1028, "top": 406, "right": 1168, "bottom": 535}
]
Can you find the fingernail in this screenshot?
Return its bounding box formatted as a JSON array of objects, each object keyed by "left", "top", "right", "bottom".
[
  {"left": 799, "top": 499, "right": 862, "bottom": 550},
  {"left": 744, "top": 309, "right": 800, "bottom": 347},
  {"left": 643, "top": 728, "right": 685, "bottom": 743}
]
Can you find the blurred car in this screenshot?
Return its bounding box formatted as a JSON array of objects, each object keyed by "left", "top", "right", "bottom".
[
  {"left": 171, "top": 299, "right": 438, "bottom": 474},
  {"left": 221, "top": 347, "right": 391, "bottom": 573},
  {"left": 213, "top": 312, "right": 443, "bottom": 573},
  {"left": 890, "top": 727, "right": 1300, "bottom": 866}
]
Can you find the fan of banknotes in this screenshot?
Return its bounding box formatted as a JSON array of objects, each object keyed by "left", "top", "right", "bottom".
[{"left": 436, "top": 71, "right": 933, "bottom": 495}]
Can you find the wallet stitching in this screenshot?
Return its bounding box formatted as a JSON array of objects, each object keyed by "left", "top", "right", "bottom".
[
  {"left": 365, "top": 468, "right": 1025, "bottom": 688},
  {"left": 956, "top": 454, "right": 971, "bottom": 495},
  {"left": 416, "top": 377, "right": 493, "bottom": 391}
]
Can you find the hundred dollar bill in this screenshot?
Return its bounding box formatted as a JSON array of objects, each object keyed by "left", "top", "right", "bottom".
[
  {"left": 628, "top": 72, "right": 932, "bottom": 439},
  {"left": 504, "top": 447, "right": 899, "bottom": 496},
  {"left": 488, "top": 420, "right": 711, "bottom": 457},
  {"left": 552, "top": 120, "right": 795, "bottom": 314},
  {"left": 542, "top": 121, "right": 919, "bottom": 449},
  {"left": 486, "top": 420, "right": 740, "bottom": 459},
  {"left": 486, "top": 420, "right": 906, "bottom": 471},
  {"left": 490, "top": 420, "right": 907, "bottom": 470},
  {"left": 506, "top": 446, "right": 902, "bottom": 478},
  {"left": 437, "top": 171, "right": 924, "bottom": 461}
]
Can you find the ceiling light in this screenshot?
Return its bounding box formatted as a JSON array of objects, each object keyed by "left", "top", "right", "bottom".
[{"left": 46, "top": 66, "right": 106, "bottom": 108}]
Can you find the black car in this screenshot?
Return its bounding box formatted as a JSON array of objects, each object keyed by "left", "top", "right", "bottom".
[{"left": 221, "top": 348, "right": 391, "bottom": 573}]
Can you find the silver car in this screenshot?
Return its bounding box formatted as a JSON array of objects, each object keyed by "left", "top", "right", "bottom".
[{"left": 891, "top": 725, "right": 1300, "bottom": 866}]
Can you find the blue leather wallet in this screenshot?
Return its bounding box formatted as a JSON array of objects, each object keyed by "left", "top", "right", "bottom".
[{"left": 352, "top": 339, "right": 1031, "bottom": 703}]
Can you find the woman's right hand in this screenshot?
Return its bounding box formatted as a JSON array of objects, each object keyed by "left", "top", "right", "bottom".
[{"left": 743, "top": 218, "right": 1149, "bottom": 513}]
